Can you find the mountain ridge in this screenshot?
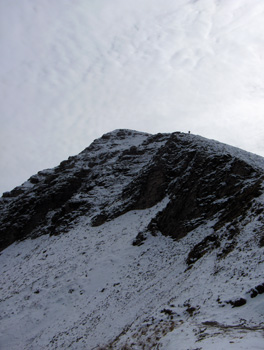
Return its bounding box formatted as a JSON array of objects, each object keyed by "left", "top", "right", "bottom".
[
  {"left": 1, "top": 130, "right": 264, "bottom": 349},
  {"left": 1, "top": 129, "right": 264, "bottom": 250}
]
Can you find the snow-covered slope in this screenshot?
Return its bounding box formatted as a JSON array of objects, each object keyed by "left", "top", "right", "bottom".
[
  {"left": 1, "top": 0, "right": 264, "bottom": 194},
  {"left": 1, "top": 130, "right": 264, "bottom": 349}
]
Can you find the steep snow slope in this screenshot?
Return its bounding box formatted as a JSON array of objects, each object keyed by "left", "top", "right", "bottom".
[
  {"left": 1, "top": 130, "right": 264, "bottom": 349},
  {"left": 1, "top": 0, "right": 264, "bottom": 194},
  {"left": 1, "top": 194, "right": 264, "bottom": 349}
]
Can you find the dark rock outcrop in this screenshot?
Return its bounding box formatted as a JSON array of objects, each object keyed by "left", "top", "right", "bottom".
[
  {"left": 248, "top": 283, "right": 264, "bottom": 298},
  {"left": 186, "top": 234, "right": 220, "bottom": 266},
  {"left": 227, "top": 298, "right": 247, "bottom": 308},
  {"left": 1, "top": 129, "right": 264, "bottom": 251}
]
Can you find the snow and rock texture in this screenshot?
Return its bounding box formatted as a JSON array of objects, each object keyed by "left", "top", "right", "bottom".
[
  {"left": 1, "top": 130, "right": 264, "bottom": 349},
  {"left": 1, "top": 0, "right": 264, "bottom": 195}
]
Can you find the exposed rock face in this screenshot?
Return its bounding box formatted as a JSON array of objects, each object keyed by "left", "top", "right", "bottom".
[{"left": 1, "top": 129, "right": 264, "bottom": 251}]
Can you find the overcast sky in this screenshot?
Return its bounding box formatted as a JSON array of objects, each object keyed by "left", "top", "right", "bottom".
[{"left": 1, "top": 0, "right": 264, "bottom": 194}]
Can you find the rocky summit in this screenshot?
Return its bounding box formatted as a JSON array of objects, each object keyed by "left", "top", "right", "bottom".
[
  {"left": 1, "top": 130, "right": 264, "bottom": 349},
  {"left": 1, "top": 129, "right": 264, "bottom": 250}
]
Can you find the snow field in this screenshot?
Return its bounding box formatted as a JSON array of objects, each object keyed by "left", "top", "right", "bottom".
[{"left": 1, "top": 191, "right": 264, "bottom": 349}]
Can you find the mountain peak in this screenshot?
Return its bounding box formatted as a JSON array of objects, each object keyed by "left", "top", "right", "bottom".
[
  {"left": 1, "top": 131, "right": 264, "bottom": 349},
  {"left": 1, "top": 130, "right": 264, "bottom": 251}
]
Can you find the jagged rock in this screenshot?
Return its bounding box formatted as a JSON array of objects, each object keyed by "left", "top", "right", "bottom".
[
  {"left": 249, "top": 283, "right": 264, "bottom": 298},
  {"left": 186, "top": 234, "right": 220, "bottom": 265},
  {"left": 259, "top": 235, "right": 264, "bottom": 247},
  {"left": 227, "top": 298, "right": 247, "bottom": 308},
  {"left": 1, "top": 129, "right": 264, "bottom": 251},
  {"left": 132, "top": 232, "right": 147, "bottom": 246}
]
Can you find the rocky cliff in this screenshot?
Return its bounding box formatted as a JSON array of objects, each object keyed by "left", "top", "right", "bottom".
[{"left": 1, "top": 129, "right": 264, "bottom": 251}]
